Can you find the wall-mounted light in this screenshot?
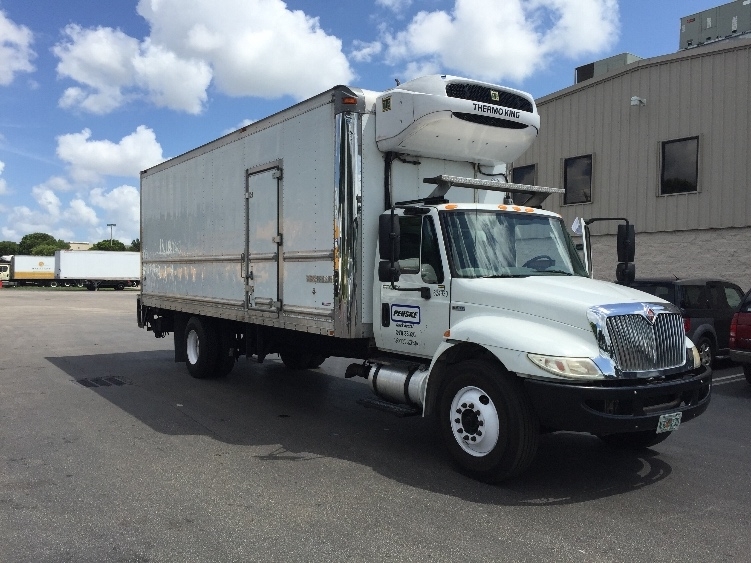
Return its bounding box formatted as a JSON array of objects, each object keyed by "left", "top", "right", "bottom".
[{"left": 630, "top": 96, "right": 646, "bottom": 106}]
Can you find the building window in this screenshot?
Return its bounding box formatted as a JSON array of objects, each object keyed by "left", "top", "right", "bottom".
[
  {"left": 661, "top": 136, "right": 698, "bottom": 195},
  {"left": 511, "top": 164, "right": 536, "bottom": 205},
  {"left": 563, "top": 155, "right": 592, "bottom": 204}
]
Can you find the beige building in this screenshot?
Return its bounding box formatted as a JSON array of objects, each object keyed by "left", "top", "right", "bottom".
[
  {"left": 68, "top": 242, "right": 92, "bottom": 251},
  {"left": 511, "top": 38, "right": 751, "bottom": 291}
]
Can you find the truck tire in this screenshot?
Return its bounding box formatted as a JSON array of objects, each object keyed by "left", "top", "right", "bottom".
[
  {"left": 115, "top": 283, "right": 125, "bottom": 291},
  {"left": 438, "top": 360, "right": 539, "bottom": 483},
  {"left": 185, "top": 317, "right": 219, "bottom": 379},
  {"left": 599, "top": 430, "right": 672, "bottom": 449},
  {"left": 215, "top": 329, "right": 236, "bottom": 377},
  {"left": 696, "top": 336, "right": 714, "bottom": 368},
  {"left": 307, "top": 354, "right": 327, "bottom": 369},
  {"left": 279, "top": 351, "right": 310, "bottom": 370}
]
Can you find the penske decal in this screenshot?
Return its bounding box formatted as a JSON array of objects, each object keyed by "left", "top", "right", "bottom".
[
  {"left": 391, "top": 304, "right": 420, "bottom": 325},
  {"left": 471, "top": 102, "right": 521, "bottom": 120}
]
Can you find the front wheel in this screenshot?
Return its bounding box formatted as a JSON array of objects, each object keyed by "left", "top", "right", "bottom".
[
  {"left": 438, "top": 360, "right": 539, "bottom": 483},
  {"left": 599, "top": 430, "right": 672, "bottom": 449},
  {"left": 696, "top": 336, "right": 715, "bottom": 368}
]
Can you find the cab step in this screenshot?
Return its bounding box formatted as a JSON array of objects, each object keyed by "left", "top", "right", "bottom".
[{"left": 357, "top": 397, "right": 421, "bottom": 417}]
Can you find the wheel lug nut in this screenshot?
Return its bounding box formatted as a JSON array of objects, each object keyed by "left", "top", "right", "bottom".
[
  {"left": 461, "top": 403, "right": 467, "bottom": 409},
  {"left": 456, "top": 409, "right": 461, "bottom": 414},
  {"left": 475, "top": 410, "right": 481, "bottom": 416},
  {"left": 468, "top": 403, "right": 474, "bottom": 409},
  {"left": 458, "top": 428, "right": 463, "bottom": 433},
  {"left": 454, "top": 418, "right": 460, "bottom": 424},
  {"left": 463, "top": 435, "right": 469, "bottom": 441},
  {"left": 479, "top": 421, "right": 484, "bottom": 426},
  {"left": 470, "top": 436, "right": 476, "bottom": 442},
  {"left": 477, "top": 431, "right": 482, "bottom": 436}
]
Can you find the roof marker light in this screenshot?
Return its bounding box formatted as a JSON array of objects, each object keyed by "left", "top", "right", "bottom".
[{"left": 342, "top": 96, "right": 358, "bottom": 105}]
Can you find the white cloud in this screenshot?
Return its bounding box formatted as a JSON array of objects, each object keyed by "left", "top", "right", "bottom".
[
  {"left": 0, "top": 10, "right": 36, "bottom": 86},
  {"left": 377, "top": 0, "right": 413, "bottom": 13},
  {"left": 0, "top": 160, "right": 7, "bottom": 195},
  {"left": 383, "top": 0, "right": 619, "bottom": 83},
  {"left": 351, "top": 40, "right": 382, "bottom": 63},
  {"left": 54, "top": 24, "right": 211, "bottom": 114},
  {"left": 32, "top": 186, "right": 62, "bottom": 217},
  {"left": 88, "top": 185, "right": 140, "bottom": 243},
  {"left": 63, "top": 198, "right": 99, "bottom": 228},
  {"left": 56, "top": 125, "right": 164, "bottom": 182},
  {"left": 52, "top": 0, "right": 354, "bottom": 114}
]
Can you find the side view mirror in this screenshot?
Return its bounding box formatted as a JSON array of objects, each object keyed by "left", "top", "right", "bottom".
[
  {"left": 378, "top": 260, "right": 400, "bottom": 283},
  {"left": 617, "top": 224, "right": 635, "bottom": 263},
  {"left": 378, "top": 214, "right": 400, "bottom": 262},
  {"left": 616, "top": 262, "right": 635, "bottom": 284}
]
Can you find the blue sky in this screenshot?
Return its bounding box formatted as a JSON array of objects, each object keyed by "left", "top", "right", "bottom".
[{"left": 0, "top": 0, "right": 723, "bottom": 245}]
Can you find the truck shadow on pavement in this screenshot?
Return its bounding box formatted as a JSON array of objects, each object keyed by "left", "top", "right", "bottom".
[{"left": 47, "top": 350, "right": 673, "bottom": 506}]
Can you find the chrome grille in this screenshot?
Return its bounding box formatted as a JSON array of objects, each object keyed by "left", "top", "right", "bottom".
[{"left": 606, "top": 313, "right": 685, "bottom": 372}]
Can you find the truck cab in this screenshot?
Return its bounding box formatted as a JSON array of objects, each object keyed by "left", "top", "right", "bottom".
[{"left": 364, "top": 179, "right": 710, "bottom": 482}]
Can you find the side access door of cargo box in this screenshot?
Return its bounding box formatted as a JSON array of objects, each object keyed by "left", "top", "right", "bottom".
[{"left": 245, "top": 162, "right": 282, "bottom": 317}]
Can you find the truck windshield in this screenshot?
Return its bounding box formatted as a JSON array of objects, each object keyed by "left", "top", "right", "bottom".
[{"left": 441, "top": 210, "right": 587, "bottom": 278}]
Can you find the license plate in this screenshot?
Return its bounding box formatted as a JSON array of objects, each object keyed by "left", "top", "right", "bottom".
[{"left": 656, "top": 412, "right": 682, "bottom": 433}]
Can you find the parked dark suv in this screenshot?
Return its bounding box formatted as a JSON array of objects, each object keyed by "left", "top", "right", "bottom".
[
  {"left": 729, "top": 288, "right": 751, "bottom": 384},
  {"left": 628, "top": 278, "right": 745, "bottom": 367}
]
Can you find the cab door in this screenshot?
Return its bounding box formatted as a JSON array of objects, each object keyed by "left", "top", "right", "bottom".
[{"left": 376, "top": 213, "right": 450, "bottom": 358}]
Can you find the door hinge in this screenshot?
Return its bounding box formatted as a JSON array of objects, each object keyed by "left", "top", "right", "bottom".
[
  {"left": 272, "top": 169, "right": 282, "bottom": 180},
  {"left": 272, "top": 234, "right": 283, "bottom": 245}
]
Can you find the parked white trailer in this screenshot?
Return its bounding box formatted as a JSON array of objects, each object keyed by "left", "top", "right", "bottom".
[
  {"left": 56, "top": 250, "right": 140, "bottom": 290},
  {"left": 137, "top": 75, "right": 711, "bottom": 481},
  {"left": 3, "top": 255, "right": 57, "bottom": 287}
]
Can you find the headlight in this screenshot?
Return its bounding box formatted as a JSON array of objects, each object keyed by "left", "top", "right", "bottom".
[
  {"left": 690, "top": 345, "right": 701, "bottom": 369},
  {"left": 527, "top": 353, "right": 603, "bottom": 379}
]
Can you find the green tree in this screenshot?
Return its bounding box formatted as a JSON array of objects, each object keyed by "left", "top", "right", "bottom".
[
  {"left": 128, "top": 238, "right": 140, "bottom": 251},
  {"left": 0, "top": 240, "right": 19, "bottom": 255},
  {"left": 18, "top": 233, "right": 69, "bottom": 254},
  {"left": 90, "top": 239, "right": 127, "bottom": 251},
  {"left": 31, "top": 244, "right": 60, "bottom": 256}
]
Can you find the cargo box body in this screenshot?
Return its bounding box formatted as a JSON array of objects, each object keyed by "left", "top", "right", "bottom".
[
  {"left": 10, "top": 255, "right": 55, "bottom": 281},
  {"left": 55, "top": 250, "right": 140, "bottom": 280},
  {"left": 140, "top": 85, "right": 482, "bottom": 339}
]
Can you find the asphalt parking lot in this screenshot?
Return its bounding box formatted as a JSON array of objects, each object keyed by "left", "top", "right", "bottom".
[{"left": 1, "top": 290, "right": 750, "bottom": 562}]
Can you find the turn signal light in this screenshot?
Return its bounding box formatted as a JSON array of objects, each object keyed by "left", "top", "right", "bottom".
[
  {"left": 342, "top": 96, "right": 358, "bottom": 105},
  {"left": 683, "top": 316, "right": 691, "bottom": 333}
]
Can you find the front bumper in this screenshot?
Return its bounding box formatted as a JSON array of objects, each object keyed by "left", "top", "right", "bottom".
[{"left": 523, "top": 365, "right": 712, "bottom": 435}]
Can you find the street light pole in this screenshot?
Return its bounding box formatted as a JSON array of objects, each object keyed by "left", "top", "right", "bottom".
[{"left": 107, "top": 223, "right": 116, "bottom": 248}]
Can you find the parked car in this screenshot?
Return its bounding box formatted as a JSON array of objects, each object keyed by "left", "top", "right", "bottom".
[
  {"left": 729, "top": 289, "right": 751, "bottom": 384},
  {"left": 628, "top": 278, "right": 745, "bottom": 367}
]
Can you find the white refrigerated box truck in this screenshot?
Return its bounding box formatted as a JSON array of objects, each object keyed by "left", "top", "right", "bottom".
[
  {"left": 137, "top": 75, "right": 711, "bottom": 481},
  {"left": 56, "top": 250, "right": 140, "bottom": 290}
]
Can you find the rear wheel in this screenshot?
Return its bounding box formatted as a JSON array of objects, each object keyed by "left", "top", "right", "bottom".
[
  {"left": 185, "top": 317, "right": 219, "bottom": 379},
  {"left": 215, "top": 329, "right": 236, "bottom": 377},
  {"left": 115, "top": 283, "right": 125, "bottom": 291},
  {"left": 599, "top": 430, "right": 672, "bottom": 449},
  {"left": 696, "top": 336, "right": 715, "bottom": 368},
  {"left": 279, "top": 351, "right": 309, "bottom": 370},
  {"left": 438, "top": 359, "right": 539, "bottom": 483}
]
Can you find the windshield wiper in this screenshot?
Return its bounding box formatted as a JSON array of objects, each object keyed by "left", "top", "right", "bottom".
[
  {"left": 479, "top": 274, "right": 530, "bottom": 279},
  {"left": 534, "top": 269, "right": 573, "bottom": 276}
]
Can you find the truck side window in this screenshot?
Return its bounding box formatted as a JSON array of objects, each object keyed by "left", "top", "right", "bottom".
[
  {"left": 421, "top": 217, "right": 443, "bottom": 284},
  {"left": 398, "top": 216, "right": 421, "bottom": 274},
  {"left": 723, "top": 283, "right": 743, "bottom": 310}
]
